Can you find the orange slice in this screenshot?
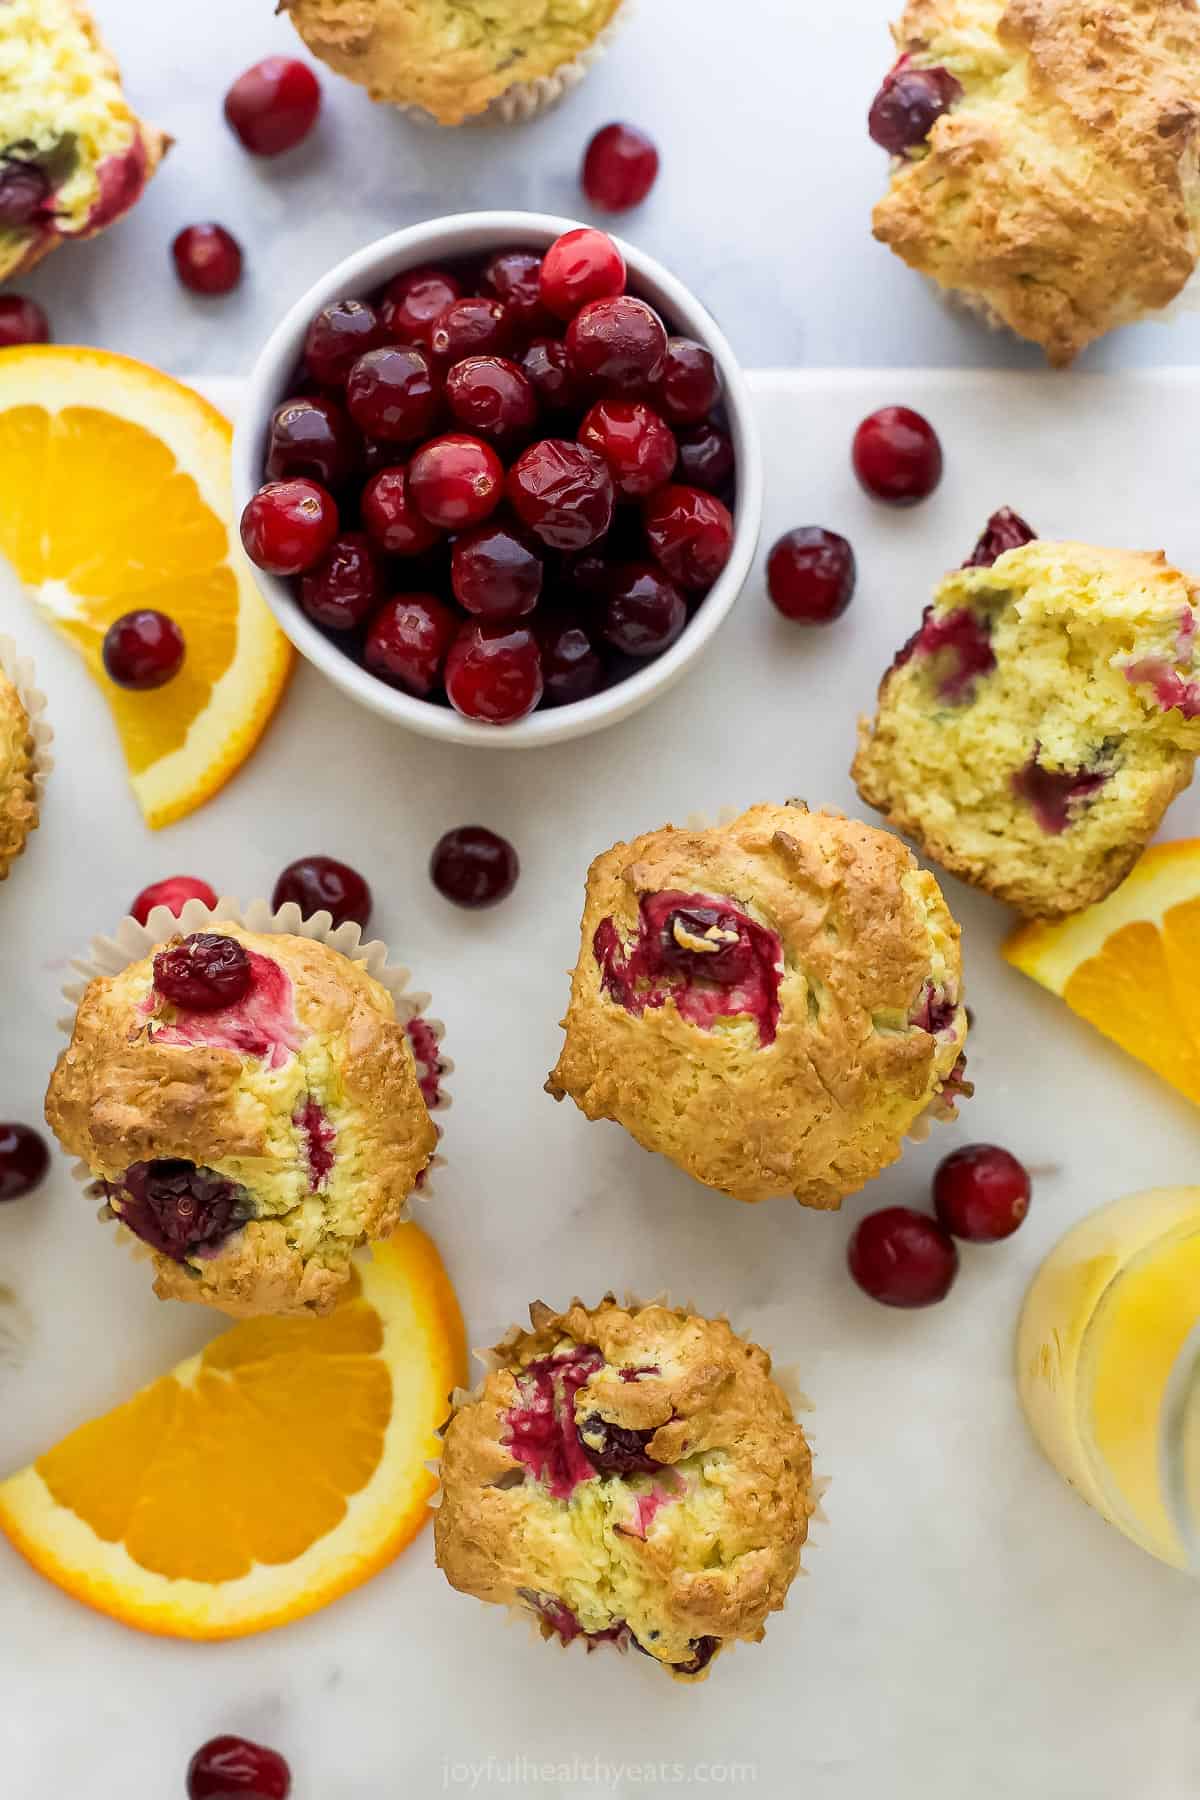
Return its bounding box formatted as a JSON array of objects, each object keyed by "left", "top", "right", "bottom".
[
  {"left": 0, "top": 346, "right": 292, "bottom": 828},
  {"left": 1004, "top": 840, "right": 1200, "bottom": 1107},
  {"left": 0, "top": 1224, "right": 466, "bottom": 1639}
]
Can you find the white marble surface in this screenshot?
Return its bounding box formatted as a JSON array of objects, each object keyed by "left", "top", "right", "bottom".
[{"left": 18, "top": 0, "right": 1200, "bottom": 377}]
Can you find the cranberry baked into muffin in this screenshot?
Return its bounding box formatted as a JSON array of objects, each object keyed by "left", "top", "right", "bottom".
[
  {"left": 869, "top": 0, "right": 1200, "bottom": 365},
  {"left": 0, "top": 662, "right": 39, "bottom": 880},
  {"left": 547, "top": 803, "right": 969, "bottom": 1210},
  {"left": 45, "top": 925, "right": 438, "bottom": 1317},
  {"left": 435, "top": 1296, "right": 816, "bottom": 1681},
  {"left": 853, "top": 517, "right": 1200, "bottom": 919}
]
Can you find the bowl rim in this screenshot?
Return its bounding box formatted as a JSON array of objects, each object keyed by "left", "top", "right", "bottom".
[{"left": 232, "top": 210, "right": 764, "bottom": 749}]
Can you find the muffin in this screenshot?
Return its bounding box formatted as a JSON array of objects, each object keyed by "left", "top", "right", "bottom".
[
  {"left": 547, "top": 802, "right": 969, "bottom": 1211},
  {"left": 281, "top": 0, "right": 625, "bottom": 125},
  {"left": 0, "top": 0, "right": 167, "bottom": 285},
  {"left": 0, "top": 662, "right": 38, "bottom": 880},
  {"left": 853, "top": 518, "right": 1200, "bottom": 919},
  {"left": 44, "top": 923, "right": 438, "bottom": 1317},
  {"left": 869, "top": 0, "right": 1200, "bottom": 366},
  {"left": 435, "top": 1295, "right": 817, "bottom": 1681}
]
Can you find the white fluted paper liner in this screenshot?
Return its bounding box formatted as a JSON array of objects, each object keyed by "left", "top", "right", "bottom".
[
  {"left": 0, "top": 634, "right": 53, "bottom": 866},
  {"left": 401, "top": 0, "right": 634, "bottom": 127}
]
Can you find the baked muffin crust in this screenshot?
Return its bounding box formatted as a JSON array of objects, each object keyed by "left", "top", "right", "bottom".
[{"left": 0, "top": 667, "right": 37, "bottom": 880}]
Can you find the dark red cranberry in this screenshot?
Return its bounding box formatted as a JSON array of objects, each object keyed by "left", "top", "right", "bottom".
[
  {"left": 172, "top": 223, "right": 243, "bottom": 295},
  {"left": 520, "top": 337, "right": 579, "bottom": 413},
  {"left": 0, "top": 296, "right": 50, "bottom": 347},
  {"left": 566, "top": 296, "right": 668, "bottom": 392},
  {"left": 579, "top": 399, "right": 676, "bottom": 499},
  {"left": 273, "top": 855, "right": 372, "bottom": 930},
  {"left": 539, "top": 227, "right": 626, "bottom": 320},
  {"left": 481, "top": 250, "right": 553, "bottom": 337},
  {"left": 0, "top": 1124, "right": 49, "bottom": 1202},
  {"left": 963, "top": 507, "right": 1037, "bottom": 568},
  {"left": 379, "top": 267, "right": 461, "bottom": 346},
  {"left": 656, "top": 338, "right": 720, "bottom": 425},
  {"left": 444, "top": 355, "right": 537, "bottom": 444},
  {"left": 676, "top": 422, "right": 735, "bottom": 490},
  {"left": 445, "top": 620, "right": 544, "bottom": 724},
  {"left": 154, "top": 931, "right": 252, "bottom": 1011},
  {"left": 364, "top": 592, "right": 457, "bottom": 697},
  {"left": 0, "top": 159, "right": 50, "bottom": 226},
  {"left": 452, "top": 523, "right": 543, "bottom": 620},
  {"left": 1012, "top": 752, "right": 1109, "bottom": 835},
  {"left": 102, "top": 610, "right": 185, "bottom": 690},
  {"left": 673, "top": 1637, "right": 721, "bottom": 1676},
  {"left": 187, "top": 1733, "right": 291, "bottom": 1800},
  {"left": 304, "top": 299, "right": 386, "bottom": 388},
  {"left": 114, "top": 1161, "right": 243, "bottom": 1261},
  {"left": 429, "top": 297, "right": 507, "bottom": 363},
  {"left": 869, "top": 61, "right": 962, "bottom": 155},
  {"left": 560, "top": 551, "right": 614, "bottom": 608},
  {"left": 131, "top": 876, "right": 219, "bottom": 926},
  {"left": 430, "top": 825, "right": 519, "bottom": 907},
  {"left": 582, "top": 123, "right": 660, "bottom": 212},
  {"left": 361, "top": 465, "right": 443, "bottom": 557},
  {"left": 847, "top": 1207, "right": 959, "bottom": 1308},
  {"left": 767, "top": 527, "right": 856, "bottom": 624},
  {"left": 299, "top": 531, "right": 382, "bottom": 631},
  {"left": 536, "top": 612, "right": 603, "bottom": 705},
  {"left": 853, "top": 407, "right": 943, "bottom": 506},
  {"left": 265, "top": 394, "right": 356, "bottom": 488},
  {"left": 602, "top": 563, "right": 687, "bottom": 656},
  {"left": 345, "top": 346, "right": 440, "bottom": 442},
  {"left": 240, "top": 478, "right": 339, "bottom": 576},
  {"left": 409, "top": 433, "right": 504, "bottom": 529},
  {"left": 507, "top": 439, "right": 615, "bottom": 550},
  {"left": 643, "top": 484, "right": 734, "bottom": 591},
  {"left": 933, "top": 1145, "right": 1031, "bottom": 1243},
  {"left": 224, "top": 57, "right": 321, "bottom": 155},
  {"left": 578, "top": 1413, "right": 662, "bottom": 1475}
]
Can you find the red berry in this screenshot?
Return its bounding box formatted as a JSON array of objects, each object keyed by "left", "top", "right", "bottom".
[
  {"left": 0, "top": 295, "right": 50, "bottom": 347},
  {"left": 963, "top": 507, "right": 1037, "bottom": 569},
  {"left": 272, "top": 855, "right": 372, "bottom": 930},
  {"left": 224, "top": 58, "right": 321, "bottom": 156},
  {"left": 869, "top": 61, "right": 962, "bottom": 155},
  {"left": 847, "top": 1207, "right": 959, "bottom": 1309},
  {"left": 429, "top": 296, "right": 507, "bottom": 363},
  {"left": 361, "top": 465, "right": 443, "bottom": 557},
  {"left": 444, "top": 355, "right": 537, "bottom": 444},
  {"left": 579, "top": 398, "right": 676, "bottom": 499},
  {"left": 299, "top": 531, "right": 382, "bottom": 631},
  {"left": 408, "top": 433, "right": 504, "bottom": 530},
  {"left": 767, "top": 528, "right": 856, "bottom": 624},
  {"left": 482, "top": 250, "right": 553, "bottom": 337},
  {"left": 566, "top": 295, "right": 667, "bottom": 392},
  {"left": 364, "top": 593, "right": 457, "bottom": 696},
  {"left": 0, "top": 1123, "right": 50, "bottom": 1202},
  {"left": 130, "top": 876, "right": 219, "bottom": 926},
  {"left": 345, "top": 346, "right": 440, "bottom": 442},
  {"left": 675, "top": 422, "right": 734, "bottom": 490},
  {"left": 933, "top": 1145, "right": 1031, "bottom": 1243},
  {"left": 102, "top": 610, "right": 185, "bottom": 690},
  {"left": 507, "top": 439, "right": 614, "bottom": 551},
  {"left": 430, "top": 826, "right": 519, "bottom": 907},
  {"left": 240, "top": 478, "right": 339, "bottom": 576},
  {"left": 172, "top": 223, "right": 243, "bottom": 295},
  {"left": 451, "top": 523, "right": 543, "bottom": 620},
  {"left": 643, "top": 484, "right": 734, "bottom": 591},
  {"left": 656, "top": 338, "right": 721, "bottom": 425},
  {"left": 304, "top": 299, "right": 386, "bottom": 388},
  {"left": 0, "top": 162, "right": 49, "bottom": 227},
  {"left": 445, "top": 620, "right": 544, "bottom": 723},
  {"left": 539, "top": 227, "right": 626, "bottom": 320},
  {"left": 265, "top": 394, "right": 356, "bottom": 488},
  {"left": 154, "top": 932, "right": 251, "bottom": 1012},
  {"left": 187, "top": 1733, "right": 292, "bottom": 1799},
  {"left": 536, "top": 612, "right": 603, "bottom": 705},
  {"left": 380, "top": 267, "right": 461, "bottom": 346},
  {"left": 520, "top": 336, "right": 579, "bottom": 414},
  {"left": 602, "top": 563, "right": 687, "bottom": 656},
  {"left": 582, "top": 123, "right": 660, "bottom": 212},
  {"left": 853, "top": 406, "right": 943, "bottom": 506}
]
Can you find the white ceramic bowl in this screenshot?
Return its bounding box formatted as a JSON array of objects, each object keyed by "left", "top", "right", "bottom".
[{"left": 233, "top": 211, "right": 764, "bottom": 749}]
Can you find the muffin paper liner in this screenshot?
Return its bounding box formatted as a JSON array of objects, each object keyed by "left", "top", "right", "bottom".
[
  {"left": 0, "top": 634, "right": 54, "bottom": 866},
  {"left": 402, "top": 0, "right": 634, "bottom": 127}
]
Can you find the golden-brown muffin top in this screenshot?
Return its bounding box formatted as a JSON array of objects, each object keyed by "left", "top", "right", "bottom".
[{"left": 0, "top": 668, "right": 36, "bottom": 881}]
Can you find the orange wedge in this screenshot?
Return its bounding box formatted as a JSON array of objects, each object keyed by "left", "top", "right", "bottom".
[
  {"left": 1004, "top": 840, "right": 1200, "bottom": 1107},
  {"left": 0, "top": 1225, "right": 465, "bottom": 1639},
  {"left": 0, "top": 346, "right": 292, "bottom": 828}
]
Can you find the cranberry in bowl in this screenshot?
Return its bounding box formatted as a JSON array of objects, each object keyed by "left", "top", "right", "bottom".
[{"left": 234, "top": 212, "right": 762, "bottom": 747}]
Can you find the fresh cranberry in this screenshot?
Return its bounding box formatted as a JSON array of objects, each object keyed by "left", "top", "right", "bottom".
[
  {"left": 675, "top": 422, "right": 734, "bottom": 490},
  {"left": 154, "top": 931, "right": 252, "bottom": 1011},
  {"left": 579, "top": 399, "right": 676, "bottom": 499},
  {"left": 102, "top": 610, "right": 185, "bottom": 690},
  {"left": 444, "top": 355, "right": 537, "bottom": 444},
  {"left": 0, "top": 296, "right": 50, "bottom": 347},
  {"left": 224, "top": 57, "right": 321, "bottom": 156},
  {"left": 445, "top": 620, "right": 544, "bottom": 723},
  {"left": 933, "top": 1145, "right": 1031, "bottom": 1243},
  {"left": 171, "top": 223, "right": 243, "bottom": 296},
  {"left": 0, "top": 158, "right": 49, "bottom": 226},
  {"left": 304, "top": 299, "right": 386, "bottom": 388},
  {"left": 361, "top": 465, "right": 443, "bottom": 556},
  {"left": 963, "top": 507, "right": 1037, "bottom": 569},
  {"left": 507, "top": 439, "right": 614, "bottom": 550},
  {"left": 130, "top": 876, "right": 219, "bottom": 926},
  {"left": 187, "top": 1734, "right": 292, "bottom": 1799},
  {"left": 566, "top": 296, "right": 668, "bottom": 392},
  {"left": 265, "top": 394, "right": 357, "bottom": 488},
  {"left": 536, "top": 612, "right": 603, "bottom": 705},
  {"left": 656, "top": 338, "right": 720, "bottom": 425},
  {"left": 602, "top": 563, "right": 687, "bottom": 656},
  {"left": 643, "top": 484, "right": 734, "bottom": 591},
  {"left": 273, "top": 855, "right": 372, "bottom": 930},
  {"left": 847, "top": 1207, "right": 959, "bottom": 1308},
  {"left": 409, "top": 433, "right": 504, "bottom": 529},
  {"left": 869, "top": 61, "right": 962, "bottom": 155},
  {"left": 582, "top": 123, "right": 660, "bottom": 212},
  {"left": 481, "top": 250, "right": 553, "bottom": 337},
  {"left": 114, "top": 1162, "right": 243, "bottom": 1261},
  {"left": 429, "top": 297, "right": 507, "bottom": 363},
  {"left": 364, "top": 592, "right": 457, "bottom": 696},
  {"left": 0, "top": 1124, "right": 49, "bottom": 1202},
  {"left": 1012, "top": 753, "right": 1108, "bottom": 835},
  {"left": 520, "top": 337, "right": 579, "bottom": 413},
  {"left": 430, "top": 826, "right": 520, "bottom": 907},
  {"left": 299, "top": 532, "right": 382, "bottom": 631},
  {"left": 539, "top": 227, "right": 626, "bottom": 320},
  {"left": 767, "top": 528, "right": 856, "bottom": 624},
  {"left": 240, "top": 479, "right": 339, "bottom": 576},
  {"left": 452, "top": 523, "right": 543, "bottom": 620},
  {"left": 853, "top": 407, "right": 943, "bottom": 506},
  {"left": 345, "top": 346, "right": 440, "bottom": 442},
  {"left": 379, "top": 267, "right": 461, "bottom": 346}
]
